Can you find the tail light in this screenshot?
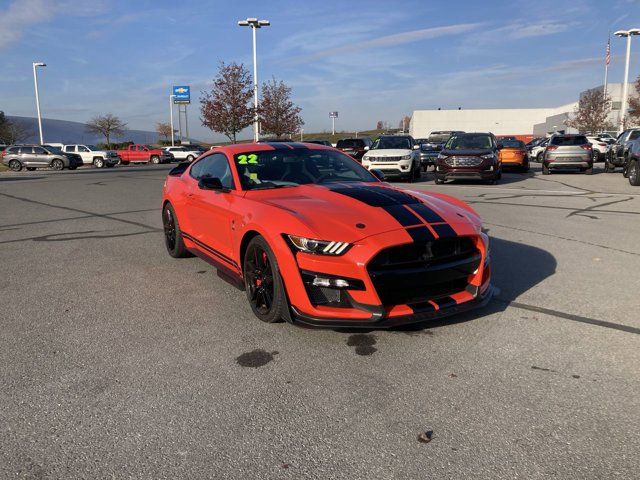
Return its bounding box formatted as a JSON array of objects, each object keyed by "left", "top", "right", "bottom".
[
  {"left": 598, "top": 143, "right": 607, "bottom": 147},
  {"left": 580, "top": 144, "right": 592, "bottom": 151},
  {"left": 546, "top": 145, "right": 558, "bottom": 151}
]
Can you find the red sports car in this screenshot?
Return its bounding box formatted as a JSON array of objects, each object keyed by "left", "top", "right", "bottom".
[{"left": 162, "top": 142, "right": 493, "bottom": 328}]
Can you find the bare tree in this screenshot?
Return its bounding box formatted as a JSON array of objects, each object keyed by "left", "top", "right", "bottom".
[
  {"left": 85, "top": 114, "right": 127, "bottom": 148},
  {"left": 566, "top": 89, "right": 613, "bottom": 133},
  {"left": 200, "top": 62, "right": 255, "bottom": 143},
  {"left": 627, "top": 75, "right": 640, "bottom": 127},
  {"left": 376, "top": 120, "right": 384, "bottom": 130},
  {"left": 0, "top": 114, "right": 33, "bottom": 144},
  {"left": 259, "top": 78, "right": 304, "bottom": 138},
  {"left": 156, "top": 122, "right": 173, "bottom": 141}
]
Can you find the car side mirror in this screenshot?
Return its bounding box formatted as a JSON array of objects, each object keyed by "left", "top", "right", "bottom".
[
  {"left": 364, "top": 146, "right": 370, "bottom": 151},
  {"left": 370, "top": 169, "right": 386, "bottom": 181},
  {"left": 198, "top": 176, "right": 227, "bottom": 191}
]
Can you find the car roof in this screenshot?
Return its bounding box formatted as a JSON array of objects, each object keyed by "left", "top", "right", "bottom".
[{"left": 214, "top": 142, "right": 333, "bottom": 156}]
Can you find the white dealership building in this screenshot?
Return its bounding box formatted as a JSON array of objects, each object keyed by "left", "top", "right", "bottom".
[{"left": 410, "top": 83, "right": 630, "bottom": 140}]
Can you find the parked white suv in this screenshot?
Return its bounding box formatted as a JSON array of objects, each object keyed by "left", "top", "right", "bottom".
[
  {"left": 63, "top": 144, "right": 119, "bottom": 168},
  {"left": 361, "top": 135, "right": 421, "bottom": 182},
  {"left": 586, "top": 136, "right": 610, "bottom": 162},
  {"left": 163, "top": 146, "right": 201, "bottom": 162}
]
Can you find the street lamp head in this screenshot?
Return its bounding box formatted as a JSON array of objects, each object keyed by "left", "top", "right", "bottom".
[
  {"left": 258, "top": 20, "right": 270, "bottom": 26},
  {"left": 629, "top": 28, "right": 640, "bottom": 36},
  {"left": 33, "top": 62, "right": 46, "bottom": 67},
  {"left": 238, "top": 20, "right": 249, "bottom": 26},
  {"left": 247, "top": 17, "right": 258, "bottom": 23},
  {"left": 615, "top": 30, "right": 630, "bottom": 37}
]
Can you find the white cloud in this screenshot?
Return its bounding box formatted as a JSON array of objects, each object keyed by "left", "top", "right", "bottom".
[
  {"left": 287, "top": 23, "right": 484, "bottom": 64},
  {"left": 509, "top": 22, "right": 573, "bottom": 39},
  {"left": 0, "top": 0, "right": 107, "bottom": 49}
]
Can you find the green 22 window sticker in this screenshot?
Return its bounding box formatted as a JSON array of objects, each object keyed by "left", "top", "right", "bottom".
[{"left": 237, "top": 153, "right": 259, "bottom": 165}]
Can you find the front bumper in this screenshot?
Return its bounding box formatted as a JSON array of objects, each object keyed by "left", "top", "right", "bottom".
[
  {"left": 419, "top": 152, "right": 438, "bottom": 165},
  {"left": 278, "top": 228, "right": 491, "bottom": 329},
  {"left": 291, "top": 284, "right": 494, "bottom": 328},
  {"left": 435, "top": 168, "right": 497, "bottom": 180}
]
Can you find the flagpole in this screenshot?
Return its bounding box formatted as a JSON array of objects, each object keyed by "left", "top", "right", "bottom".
[{"left": 603, "top": 33, "right": 610, "bottom": 100}]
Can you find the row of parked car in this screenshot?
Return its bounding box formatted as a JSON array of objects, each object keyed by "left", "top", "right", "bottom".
[
  {"left": 526, "top": 128, "right": 640, "bottom": 185},
  {"left": 0, "top": 143, "right": 209, "bottom": 172}
]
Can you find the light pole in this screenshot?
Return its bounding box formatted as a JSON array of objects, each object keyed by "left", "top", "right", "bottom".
[
  {"left": 32, "top": 62, "right": 46, "bottom": 145},
  {"left": 238, "top": 17, "right": 270, "bottom": 142},
  {"left": 614, "top": 29, "right": 640, "bottom": 133},
  {"left": 169, "top": 94, "right": 176, "bottom": 146}
]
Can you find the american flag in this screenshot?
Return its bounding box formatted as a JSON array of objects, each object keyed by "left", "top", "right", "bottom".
[{"left": 606, "top": 37, "right": 611, "bottom": 65}]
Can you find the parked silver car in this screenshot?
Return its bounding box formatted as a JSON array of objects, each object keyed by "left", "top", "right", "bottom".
[
  {"left": 542, "top": 134, "right": 593, "bottom": 175},
  {"left": 1, "top": 144, "right": 83, "bottom": 172}
]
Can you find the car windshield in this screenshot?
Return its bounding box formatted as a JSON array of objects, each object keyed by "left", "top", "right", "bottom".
[
  {"left": 337, "top": 139, "right": 364, "bottom": 148},
  {"left": 233, "top": 149, "right": 376, "bottom": 190},
  {"left": 371, "top": 137, "right": 411, "bottom": 150},
  {"left": 86, "top": 145, "right": 99, "bottom": 151},
  {"left": 428, "top": 133, "right": 450, "bottom": 143},
  {"left": 46, "top": 146, "right": 63, "bottom": 154},
  {"left": 143, "top": 145, "right": 154, "bottom": 150},
  {"left": 501, "top": 140, "right": 525, "bottom": 148},
  {"left": 550, "top": 136, "right": 588, "bottom": 146},
  {"left": 445, "top": 134, "right": 492, "bottom": 150}
]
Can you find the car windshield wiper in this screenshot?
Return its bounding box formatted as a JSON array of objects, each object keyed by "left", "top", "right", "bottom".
[{"left": 249, "top": 183, "right": 297, "bottom": 190}]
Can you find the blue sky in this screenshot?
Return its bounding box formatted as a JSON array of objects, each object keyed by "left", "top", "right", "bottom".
[{"left": 1, "top": 0, "right": 639, "bottom": 141}]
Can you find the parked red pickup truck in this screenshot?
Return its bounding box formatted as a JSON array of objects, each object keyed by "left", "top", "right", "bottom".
[{"left": 117, "top": 144, "right": 173, "bottom": 165}]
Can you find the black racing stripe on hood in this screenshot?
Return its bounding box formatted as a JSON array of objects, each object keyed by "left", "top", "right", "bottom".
[
  {"left": 381, "top": 205, "right": 422, "bottom": 226},
  {"left": 406, "top": 226, "right": 434, "bottom": 242},
  {"left": 287, "top": 142, "right": 310, "bottom": 149},
  {"left": 263, "top": 142, "right": 294, "bottom": 150},
  {"left": 328, "top": 185, "right": 420, "bottom": 207},
  {"left": 432, "top": 224, "right": 457, "bottom": 238},
  {"left": 409, "top": 203, "right": 444, "bottom": 223},
  {"left": 433, "top": 296, "right": 457, "bottom": 309}
]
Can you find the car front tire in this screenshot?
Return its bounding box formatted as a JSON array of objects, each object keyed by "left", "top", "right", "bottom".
[
  {"left": 542, "top": 163, "right": 550, "bottom": 175},
  {"left": 243, "top": 235, "right": 288, "bottom": 324},
  {"left": 94, "top": 157, "right": 104, "bottom": 168},
  {"left": 51, "top": 159, "right": 64, "bottom": 171},
  {"left": 150, "top": 156, "right": 160, "bottom": 164}
]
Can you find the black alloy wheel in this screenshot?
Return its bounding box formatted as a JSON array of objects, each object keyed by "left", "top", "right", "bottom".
[
  {"left": 162, "top": 203, "right": 191, "bottom": 258},
  {"left": 243, "top": 236, "right": 287, "bottom": 323}
]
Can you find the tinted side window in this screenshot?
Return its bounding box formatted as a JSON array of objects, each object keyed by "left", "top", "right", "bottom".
[
  {"left": 629, "top": 131, "right": 640, "bottom": 140},
  {"left": 33, "top": 147, "right": 46, "bottom": 154},
  {"left": 189, "top": 153, "right": 235, "bottom": 189},
  {"left": 7, "top": 146, "right": 20, "bottom": 153}
]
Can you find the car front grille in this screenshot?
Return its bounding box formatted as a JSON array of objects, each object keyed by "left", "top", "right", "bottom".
[
  {"left": 367, "top": 156, "right": 404, "bottom": 162},
  {"left": 445, "top": 156, "right": 483, "bottom": 167},
  {"left": 367, "top": 236, "right": 480, "bottom": 306}
]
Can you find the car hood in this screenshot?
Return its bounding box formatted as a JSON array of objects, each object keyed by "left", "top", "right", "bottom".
[
  {"left": 247, "top": 183, "right": 480, "bottom": 243},
  {"left": 441, "top": 149, "right": 493, "bottom": 156},
  {"left": 365, "top": 149, "right": 412, "bottom": 157}
]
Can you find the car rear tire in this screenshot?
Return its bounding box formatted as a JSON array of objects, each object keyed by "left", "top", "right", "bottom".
[
  {"left": 26, "top": 167, "right": 36, "bottom": 171},
  {"left": 93, "top": 157, "right": 104, "bottom": 168},
  {"left": 68, "top": 166, "right": 77, "bottom": 170},
  {"left": 162, "top": 203, "right": 192, "bottom": 258},
  {"left": 542, "top": 163, "right": 550, "bottom": 175},
  {"left": 604, "top": 160, "right": 615, "bottom": 172},
  {"left": 150, "top": 156, "right": 160, "bottom": 164},
  {"left": 9, "top": 160, "right": 23, "bottom": 172},
  {"left": 434, "top": 176, "right": 445, "bottom": 184},
  {"left": 243, "top": 235, "right": 288, "bottom": 324},
  {"left": 186, "top": 155, "right": 194, "bottom": 162},
  {"left": 120, "top": 160, "right": 129, "bottom": 166},
  {"left": 629, "top": 160, "right": 640, "bottom": 186},
  {"left": 536, "top": 152, "right": 543, "bottom": 163},
  {"left": 522, "top": 159, "right": 530, "bottom": 172},
  {"left": 106, "top": 163, "right": 115, "bottom": 168},
  {"left": 51, "top": 159, "right": 64, "bottom": 171}
]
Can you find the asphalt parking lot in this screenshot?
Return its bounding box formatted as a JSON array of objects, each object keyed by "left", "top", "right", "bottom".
[{"left": 1, "top": 163, "right": 639, "bottom": 479}]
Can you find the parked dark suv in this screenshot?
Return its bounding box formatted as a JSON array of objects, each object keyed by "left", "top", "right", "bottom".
[
  {"left": 336, "top": 138, "right": 372, "bottom": 160},
  {"left": 435, "top": 132, "right": 502, "bottom": 184},
  {"left": 542, "top": 134, "right": 593, "bottom": 175},
  {"left": 606, "top": 128, "right": 640, "bottom": 172},
  {"left": 416, "top": 131, "right": 464, "bottom": 170},
  {"left": 1, "top": 144, "right": 82, "bottom": 171}
]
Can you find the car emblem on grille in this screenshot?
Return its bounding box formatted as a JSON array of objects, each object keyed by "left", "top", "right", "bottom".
[{"left": 421, "top": 243, "right": 434, "bottom": 262}]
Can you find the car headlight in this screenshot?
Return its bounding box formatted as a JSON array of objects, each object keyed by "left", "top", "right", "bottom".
[
  {"left": 480, "top": 154, "right": 495, "bottom": 160},
  {"left": 402, "top": 154, "right": 412, "bottom": 160},
  {"left": 287, "top": 234, "right": 351, "bottom": 255}
]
